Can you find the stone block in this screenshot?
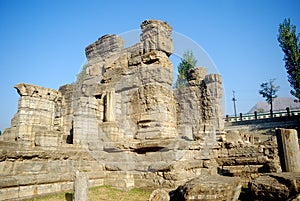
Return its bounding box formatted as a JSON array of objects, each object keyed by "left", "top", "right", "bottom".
[
  {"left": 0, "top": 176, "right": 18, "bottom": 188},
  {"left": 249, "top": 172, "right": 300, "bottom": 201},
  {"left": 36, "top": 183, "right": 61, "bottom": 196},
  {"left": 104, "top": 172, "right": 135, "bottom": 190},
  {"left": 0, "top": 186, "right": 20, "bottom": 200},
  {"left": 18, "top": 185, "right": 37, "bottom": 199},
  {"left": 140, "top": 20, "right": 173, "bottom": 55},
  {"left": 35, "top": 133, "right": 59, "bottom": 147},
  {"left": 89, "top": 179, "right": 104, "bottom": 187},
  {"left": 85, "top": 34, "right": 124, "bottom": 60},
  {"left": 170, "top": 175, "right": 241, "bottom": 201},
  {"left": 61, "top": 181, "right": 73, "bottom": 192}
]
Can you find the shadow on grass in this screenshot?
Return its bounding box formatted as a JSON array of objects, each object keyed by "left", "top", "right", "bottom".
[
  {"left": 65, "top": 192, "right": 73, "bottom": 201},
  {"left": 238, "top": 186, "right": 253, "bottom": 201}
]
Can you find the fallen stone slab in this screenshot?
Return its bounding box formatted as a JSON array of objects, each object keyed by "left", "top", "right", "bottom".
[
  {"left": 249, "top": 172, "right": 300, "bottom": 201},
  {"left": 170, "top": 175, "right": 241, "bottom": 201}
]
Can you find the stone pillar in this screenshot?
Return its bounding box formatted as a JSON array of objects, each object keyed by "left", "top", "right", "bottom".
[
  {"left": 286, "top": 107, "right": 290, "bottom": 116},
  {"left": 105, "top": 89, "right": 116, "bottom": 122},
  {"left": 203, "top": 73, "right": 224, "bottom": 133},
  {"left": 11, "top": 83, "right": 62, "bottom": 147},
  {"left": 276, "top": 128, "right": 300, "bottom": 172},
  {"left": 226, "top": 115, "right": 229, "bottom": 122},
  {"left": 73, "top": 170, "right": 89, "bottom": 201}
]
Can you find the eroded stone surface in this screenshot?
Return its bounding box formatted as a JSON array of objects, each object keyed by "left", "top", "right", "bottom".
[
  {"left": 141, "top": 20, "right": 173, "bottom": 56},
  {"left": 0, "top": 19, "right": 227, "bottom": 200},
  {"left": 149, "top": 189, "right": 170, "bottom": 201},
  {"left": 216, "top": 139, "right": 281, "bottom": 184},
  {"left": 276, "top": 128, "right": 300, "bottom": 172},
  {"left": 0, "top": 19, "right": 288, "bottom": 201},
  {"left": 170, "top": 175, "right": 241, "bottom": 201},
  {"left": 2, "top": 83, "right": 63, "bottom": 147},
  {"left": 73, "top": 170, "right": 89, "bottom": 201},
  {"left": 249, "top": 172, "right": 300, "bottom": 201}
]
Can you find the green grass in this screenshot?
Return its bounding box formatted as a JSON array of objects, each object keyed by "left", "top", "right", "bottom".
[
  {"left": 23, "top": 185, "right": 151, "bottom": 201},
  {"left": 23, "top": 192, "right": 69, "bottom": 201}
]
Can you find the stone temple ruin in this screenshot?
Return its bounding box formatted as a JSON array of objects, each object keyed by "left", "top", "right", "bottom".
[{"left": 1, "top": 20, "right": 298, "bottom": 201}]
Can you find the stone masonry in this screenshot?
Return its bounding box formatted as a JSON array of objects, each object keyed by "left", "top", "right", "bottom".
[
  {"left": 0, "top": 20, "right": 282, "bottom": 200},
  {"left": 2, "top": 83, "right": 63, "bottom": 147}
]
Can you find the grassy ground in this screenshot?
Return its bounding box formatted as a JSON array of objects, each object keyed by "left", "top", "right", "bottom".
[
  {"left": 22, "top": 185, "right": 251, "bottom": 201},
  {"left": 24, "top": 185, "right": 151, "bottom": 201}
]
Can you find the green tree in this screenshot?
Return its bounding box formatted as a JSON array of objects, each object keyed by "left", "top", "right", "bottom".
[
  {"left": 278, "top": 18, "right": 300, "bottom": 99},
  {"left": 0, "top": 130, "right": 2, "bottom": 136},
  {"left": 176, "top": 50, "right": 197, "bottom": 88},
  {"left": 259, "top": 79, "right": 280, "bottom": 118}
]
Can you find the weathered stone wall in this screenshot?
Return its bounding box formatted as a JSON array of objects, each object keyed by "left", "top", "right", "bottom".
[
  {"left": 0, "top": 146, "right": 105, "bottom": 200},
  {"left": 175, "top": 67, "right": 223, "bottom": 141},
  {"left": 216, "top": 138, "right": 281, "bottom": 184},
  {"left": 1, "top": 83, "right": 63, "bottom": 147},
  {"left": 58, "top": 84, "right": 74, "bottom": 144},
  {"left": 73, "top": 19, "right": 177, "bottom": 148},
  {"left": 0, "top": 19, "right": 227, "bottom": 200}
]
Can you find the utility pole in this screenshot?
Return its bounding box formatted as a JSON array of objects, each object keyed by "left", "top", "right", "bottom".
[{"left": 232, "top": 90, "right": 237, "bottom": 121}]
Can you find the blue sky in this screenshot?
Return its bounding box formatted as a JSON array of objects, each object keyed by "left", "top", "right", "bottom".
[{"left": 1, "top": 0, "right": 300, "bottom": 131}]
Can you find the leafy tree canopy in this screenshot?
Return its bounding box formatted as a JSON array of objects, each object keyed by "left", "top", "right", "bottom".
[
  {"left": 278, "top": 18, "right": 300, "bottom": 99},
  {"left": 176, "top": 50, "right": 197, "bottom": 88},
  {"left": 259, "top": 78, "right": 280, "bottom": 117},
  {"left": 259, "top": 79, "right": 279, "bottom": 104}
]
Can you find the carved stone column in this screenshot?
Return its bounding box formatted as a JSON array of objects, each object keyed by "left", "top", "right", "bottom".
[
  {"left": 105, "top": 89, "right": 116, "bottom": 122},
  {"left": 276, "top": 128, "right": 300, "bottom": 172}
]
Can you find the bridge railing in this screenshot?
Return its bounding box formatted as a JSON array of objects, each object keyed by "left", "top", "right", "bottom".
[{"left": 225, "top": 107, "right": 300, "bottom": 122}]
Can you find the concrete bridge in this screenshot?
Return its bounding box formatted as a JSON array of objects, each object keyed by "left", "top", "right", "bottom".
[
  {"left": 225, "top": 108, "right": 300, "bottom": 123},
  {"left": 225, "top": 109, "right": 300, "bottom": 132}
]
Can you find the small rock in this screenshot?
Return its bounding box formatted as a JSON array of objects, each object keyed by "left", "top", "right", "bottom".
[{"left": 149, "top": 189, "right": 170, "bottom": 201}]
